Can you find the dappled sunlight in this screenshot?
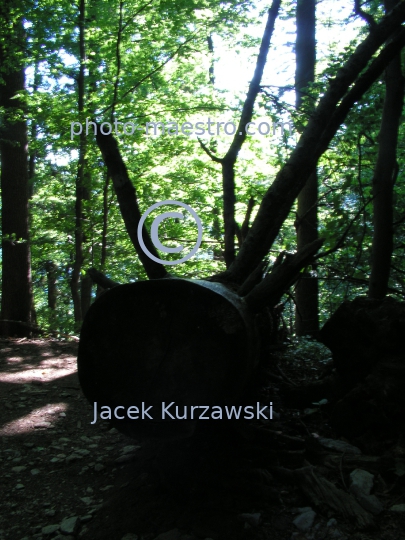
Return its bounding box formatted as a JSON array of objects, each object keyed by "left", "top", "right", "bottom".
[
  {"left": 0, "top": 402, "right": 69, "bottom": 436},
  {"left": 0, "top": 355, "right": 77, "bottom": 383}
]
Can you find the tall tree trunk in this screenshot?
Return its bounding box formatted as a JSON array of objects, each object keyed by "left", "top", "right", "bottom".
[
  {"left": 45, "top": 261, "right": 58, "bottom": 310},
  {"left": 28, "top": 62, "right": 40, "bottom": 199},
  {"left": 294, "top": 0, "right": 318, "bottom": 336},
  {"left": 368, "top": 0, "right": 404, "bottom": 300},
  {"left": 70, "top": 0, "right": 88, "bottom": 325},
  {"left": 0, "top": 9, "right": 34, "bottom": 337}
]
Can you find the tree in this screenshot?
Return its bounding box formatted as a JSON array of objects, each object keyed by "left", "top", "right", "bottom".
[
  {"left": 0, "top": 1, "right": 34, "bottom": 337},
  {"left": 368, "top": 0, "right": 404, "bottom": 299},
  {"left": 294, "top": 0, "right": 318, "bottom": 336}
]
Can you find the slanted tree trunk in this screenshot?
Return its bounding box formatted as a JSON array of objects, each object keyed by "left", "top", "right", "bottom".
[
  {"left": 0, "top": 9, "right": 34, "bottom": 337},
  {"left": 294, "top": 0, "right": 318, "bottom": 336},
  {"left": 368, "top": 0, "right": 404, "bottom": 300}
]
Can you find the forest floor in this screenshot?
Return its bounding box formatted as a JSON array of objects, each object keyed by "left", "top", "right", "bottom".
[{"left": 0, "top": 338, "right": 404, "bottom": 540}]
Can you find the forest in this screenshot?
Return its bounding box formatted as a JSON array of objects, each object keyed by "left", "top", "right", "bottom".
[{"left": 1, "top": 0, "right": 405, "bottom": 539}]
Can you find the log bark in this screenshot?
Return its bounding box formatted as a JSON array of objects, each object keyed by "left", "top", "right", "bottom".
[{"left": 78, "top": 279, "right": 260, "bottom": 439}]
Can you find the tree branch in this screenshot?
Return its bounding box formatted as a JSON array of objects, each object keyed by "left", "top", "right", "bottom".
[
  {"left": 315, "top": 197, "right": 374, "bottom": 260},
  {"left": 220, "top": 0, "right": 281, "bottom": 267},
  {"left": 197, "top": 137, "right": 223, "bottom": 163},
  {"left": 240, "top": 197, "right": 255, "bottom": 242},
  {"left": 243, "top": 238, "right": 324, "bottom": 312},
  {"left": 88, "top": 268, "right": 120, "bottom": 289},
  {"left": 219, "top": 2, "right": 405, "bottom": 284},
  {"left": 100, "top": 36, "right": 197, "bottom": 115},
  {"left": 354, "top": 0, "right": 377, "bottom": 29},
  {"left": 95, "top": 126, "right": 168, "bottom": 279}
]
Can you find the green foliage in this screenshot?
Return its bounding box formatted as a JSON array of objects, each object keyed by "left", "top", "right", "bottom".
[{"left": 2, "top": 0, "right": 405, "bottom": 335}]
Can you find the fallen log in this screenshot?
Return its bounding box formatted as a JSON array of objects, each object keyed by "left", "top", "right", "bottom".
[
  {"left": 77, "top": 278, "right": 261, "bottom": 439},
  {"left": 78, "top": 239, "right": 325, "bottom": 439}
]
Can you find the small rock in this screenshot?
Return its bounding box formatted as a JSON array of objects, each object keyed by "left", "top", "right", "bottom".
[
  {"left": 75, "top": 449, "right": 90, "bottom": 456},
  {"left": 293, "top": 509, "right": 316, "bottom": 532},
  {"left": 31, "top": 469, "right": 40, "bottom": 475},
  {"left": 80, "top": 515, "right": 93, "bottom": 523},
  {"left": 317, "top": 437, "right": 361, "bottom": 455},
  {"left": 349, "top": 469, "right": 382, "bottom": 515},
  {"left": 121, "top": 445, "right": 140, "bottom": 454},
  {"left": 34, "top": 422, "right": 52, "bottom": 429},
  {"left": 44, "top": 509, "right": 56, "bottom": 517},
  {"left": 15, "top": 483, "right": 24, "bottom": 489},
  {"left": 153, "top": 529, "right": 181, "bottom": 540},
  {"left": 60, "top": 516, "right": 80, "bottom": 535},
  {"left": 41, "top": 524, "right": 60, "bottom": 535},
  {"left": 99, "top": 485, "right": 113, "bottom": 491},
  {"left": 80, "top": 497, "right": 94, "bottom": 505},
  {"left": 94, "top": 464, "right": 105, "bottom": 472},
  {"left": 11, "top": 465, "right": 26, "bottom": 473},
  {"left": 239, "top": 513, "right": 261, "bottom": 527},
  {"left": 121, "top": 535, "right": 138, "bottom": 540},
  {"left": 115, "top": 453, "right": 137, "bottom": 464},
  {"left": 327, "top": 518, "right": 338, "bottom": 527},
  {"left": 66, "top": 453, "right": 82, "bottom": 463},
  {"left": 86, "top": 487, "right": 93, "bottom": 494},
  {"left": 390, "top": 503, "right": 405, "bottom": 512},
  {"left": 296, "top": 507, "right": 312, "bottom": 513},
  {"left": 349, "top": 469, "right": 374, "bottom": 496}
]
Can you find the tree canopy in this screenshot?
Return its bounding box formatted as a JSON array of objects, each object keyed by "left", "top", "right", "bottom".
[{"left": 1, "top": 0, "right": 405, "bottom": 336}]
